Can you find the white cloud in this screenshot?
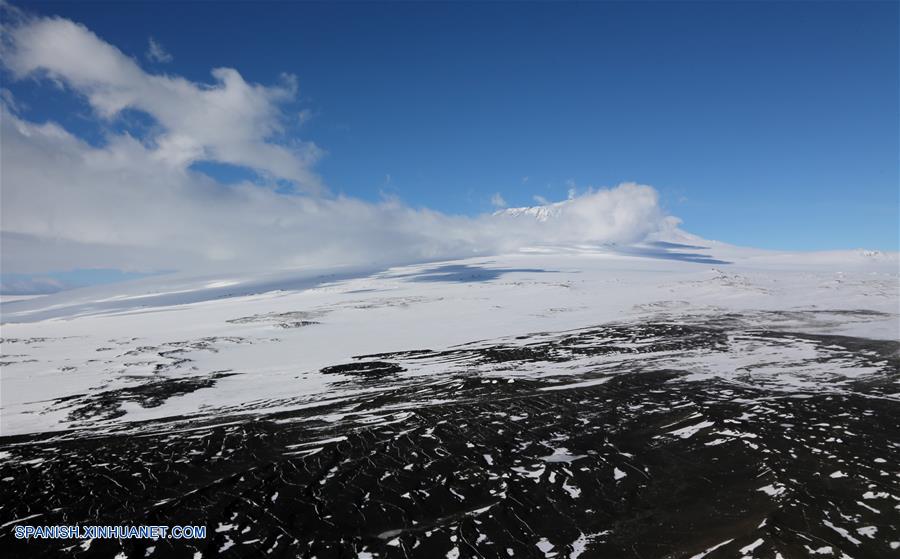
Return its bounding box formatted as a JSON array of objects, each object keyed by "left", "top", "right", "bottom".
[
  {"left": 0, "top": 10, "right": 678, "bottom": 278},
  {"left": 3, "top": 14, "right": 322, "bottom": 191},
  {"left": 146, "top": 37, "right": 172, "bottom": 63},
  {"left": 533, "top": 195, "right": 549, "bottom": 205},
  {"left": 490, "top": 192, "right": 507, "bottom": 208}
]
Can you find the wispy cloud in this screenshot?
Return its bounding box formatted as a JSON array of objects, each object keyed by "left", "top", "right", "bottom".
[
  {"left": 0, "top": 8, "right": 679, "bottom": 280},
  {"left": 146, "top": 36, "right": 172, "bottom": 63},
  {"left": 490, "top": 193, "right": 507, "bottom": 208},
  {"left": 297, "top": 108, "right": 315, "bottom": 125}
]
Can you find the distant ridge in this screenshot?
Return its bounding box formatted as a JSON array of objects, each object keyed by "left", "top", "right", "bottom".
[{"left": 493, "top": 200, "right": 569, "bottom": 222}]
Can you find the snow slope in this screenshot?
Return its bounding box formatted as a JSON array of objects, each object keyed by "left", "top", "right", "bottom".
[{"left": 1, "top": 239, "right": 897, "bottom": 436}]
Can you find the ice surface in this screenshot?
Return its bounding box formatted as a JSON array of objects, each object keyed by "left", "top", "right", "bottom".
[{"left": 1, "top": 243, "right": 897, "bottom": 437}]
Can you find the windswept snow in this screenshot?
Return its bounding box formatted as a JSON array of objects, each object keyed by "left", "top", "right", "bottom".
[{"left": 1, "top": 242, "right": 897, "bottom": 437}]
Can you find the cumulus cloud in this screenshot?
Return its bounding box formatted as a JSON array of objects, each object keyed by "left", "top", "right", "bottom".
[
  {"left": 0, "top": 9, "right": 679, "bottom": 280},
  {"left": 146, "top": 37, "right": 172, "bottom": 63},
  {"left": 2, "top": 13, "right": 322, "bottom": 190}
]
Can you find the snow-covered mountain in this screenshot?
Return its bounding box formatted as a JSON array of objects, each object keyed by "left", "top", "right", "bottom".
[
  {"left": 494, "top": 201, "right": 569, "bottom": 222},
  {"left": 2, "top": 240, "right": 896, "bottom": 435},
  {"left": 1, "top": 241, "right": 898, "bottom": 557}
]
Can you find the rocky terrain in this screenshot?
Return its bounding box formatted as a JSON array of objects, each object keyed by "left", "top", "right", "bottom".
[{"left": 1, "top": 316, "right": 898, "bottom": 558}]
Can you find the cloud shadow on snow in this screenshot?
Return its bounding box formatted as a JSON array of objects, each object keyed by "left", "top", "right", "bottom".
[
  {"left": 618, "top": 242, "right": 732, "bottom": 265},
  {"left": 397, "top": 264, "right": 559, "bottom": 283}
]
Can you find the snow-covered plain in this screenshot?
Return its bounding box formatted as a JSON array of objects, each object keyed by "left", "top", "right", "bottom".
[{"left": 1, "top": 238, "right": 896, "bottom": 437}]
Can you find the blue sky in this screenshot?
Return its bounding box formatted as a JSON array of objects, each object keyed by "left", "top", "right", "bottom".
[{"left": 1, "top": 1, "right": 898, "bottom": 292}]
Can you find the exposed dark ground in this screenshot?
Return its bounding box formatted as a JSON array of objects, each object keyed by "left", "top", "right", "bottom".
[{"left": 1, "top": 322, "right": 898, "bottom": 558}]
